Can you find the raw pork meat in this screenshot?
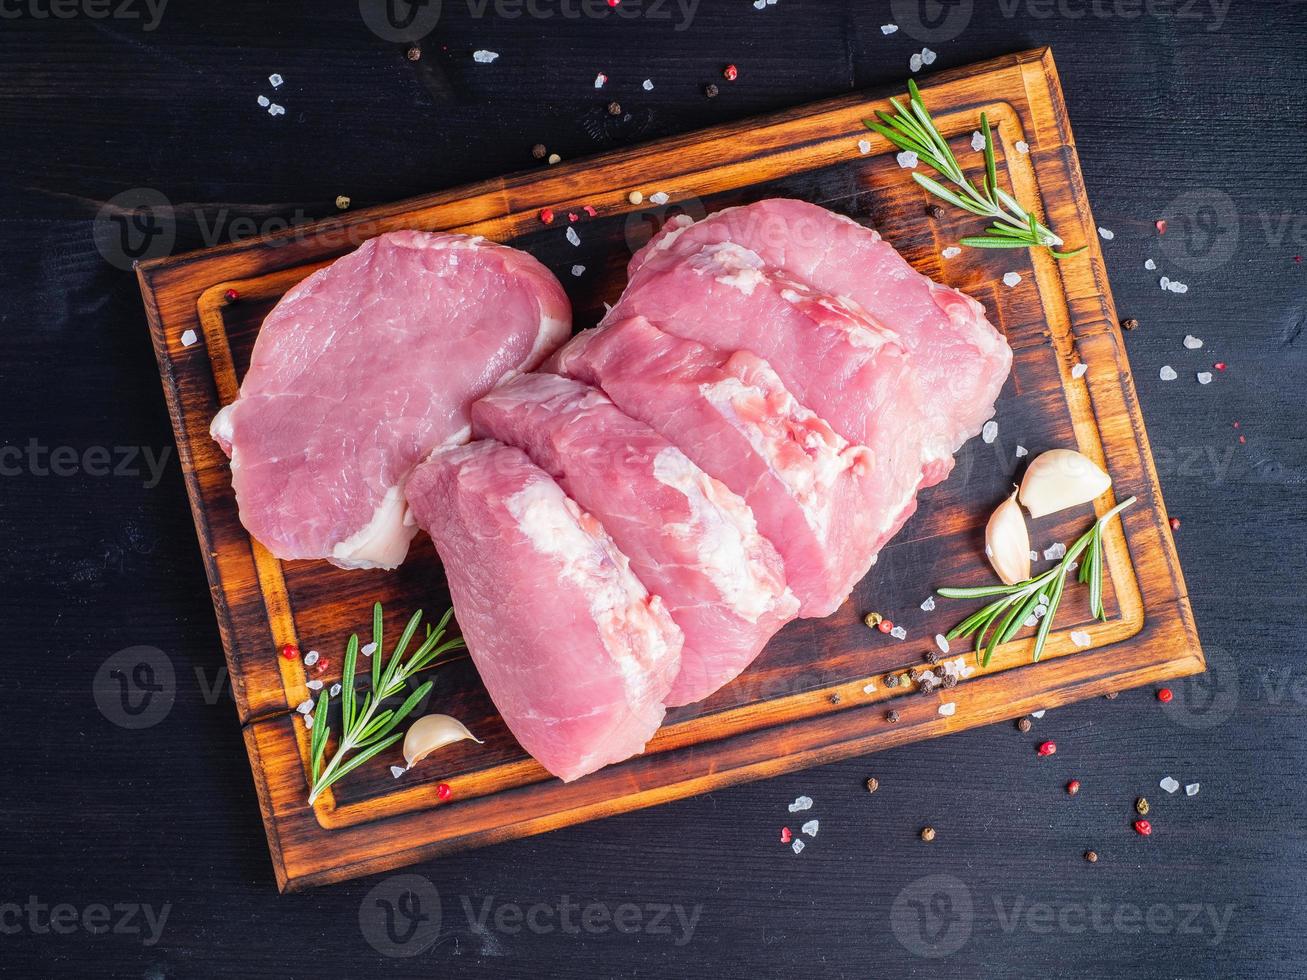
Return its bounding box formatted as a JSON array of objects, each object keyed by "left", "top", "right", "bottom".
[
  {"left": 548, "top": 316, "right": 878, "bottom": 618},
  {"left": 605, "top": 241, "right": 929, "bottom": 553},
  {"left": 471, "top": 372, "right": 798, "bottom": 705},
  {"left": 405, "top": 440, "right": 682, "bottom": 782},
  {"left": 629, "top": 198, "right": 1011, "bottom": 484},
  {"left": 210, "top": 230, "right": 570, "bottom": 569}
]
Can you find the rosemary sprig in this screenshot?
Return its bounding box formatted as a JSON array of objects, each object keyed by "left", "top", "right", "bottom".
[
  {"left": 937, "top": 496, "right": 1136, "bottom": 667},
  {"left": 864, "top": 79, "right": 1086, "bottom": 260},
  {"left": 307, "top": 603, "right": 466, "bottom": 806}
]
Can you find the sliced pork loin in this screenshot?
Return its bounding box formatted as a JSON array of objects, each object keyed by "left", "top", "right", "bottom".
[
  {"left": 549, "top": 316, "right": 878, "bottom": 618},
  {"left": 605, "top": 239, "right": 928, "bottom": 556},
  {"left": 406, "top": 441, "right": 682, "bottom": 782},
  {"left": 210, "top": 230, "right": 570, "bottom": 569},
  {"left": 472, "top": 373, "right": 799, "bottom": 706},
  {"left": 629, "top": 198, "right": 1012, "bottom": 485}
]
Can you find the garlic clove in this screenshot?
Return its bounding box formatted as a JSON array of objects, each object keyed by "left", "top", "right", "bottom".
[
  {"left": 402, "top": 714, "right": 484, "bottom": 769},
  {"left": 986, "top": 490, "right": 1031, "bottom": 585},
  {"left": 1018, "top": 449, "right": 1112, "bottom": 518}
]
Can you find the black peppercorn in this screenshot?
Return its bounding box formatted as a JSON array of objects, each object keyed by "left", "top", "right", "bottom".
[
  {"left": 1121, "top": 318, "right": 1139, "bottom": 331},
  {"left": 885, "top": 710, "right": 900, "bottom": 723},
  {"left": 1085, "top": 850, "right": 1099, "bottom": 863},
  {"left": 865, "top": 777, "right": 879, "bottom": 794},
  {"left": 885, "top": 673, "right": 901, "bottom": 688},
  {"left": 704, "top": 83, "right": 719, "bottom": 98},
  {"left": 941, "top": 673, "right": 958, "bottom": 689},
  {"left": 531, "top": 143, "right": 547, "bottom": 160},
  {"left": 405, "top": 45, "right": 422, "bottom": 62},
  {"left": 928, "top": 205, "right": 946, "bottom": 220},
  {"left": 1016, "top": 717, "right": 1032, "bottom": 733},
  {"left": 607, "top": 101, "right": 622, "bottom": 116}
]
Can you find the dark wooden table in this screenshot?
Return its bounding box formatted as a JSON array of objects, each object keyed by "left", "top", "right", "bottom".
[{"left": 2, "top": 3, "right": 1303, "bottom": 977}]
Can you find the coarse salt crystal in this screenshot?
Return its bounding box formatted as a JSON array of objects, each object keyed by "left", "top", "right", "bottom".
[
  {"left": 1169, "top": 280, "right": 1189, "bottom": 294},
  {"left": 942, "top": 246, "right": 961, "bottom": 259},
  {"left": 296, "top": 699, "right": 313, "bottom": 714},
  {"left": 938, "top": 702, "right": 956, "bottom": 717},
  {"left": 788, "top": 795, "right": 813, "bottom": 813},
  {"left": 642, "top": 78, "right": 653, "bottom": 90},
  {"left": 390, "top": 765, "right": 407, "bottom": 779},
  {"left": 303, "top": 650, "right": 320, "bottom": 666},
  {"left": 303, "top": 715, "right": 314, "bottom": 730},
  {"left": 307, "top": 679, "right": 323, "bottom": 691},
  {"left": 792, "top": 839, "right": 805, "bottom": 854},
  {"left": 801, "top": 819, "right": 819, "bottom": 837},
  {"left": 921, "top": 48, "right": 937, "bottom": 65},
  {"left": 1145, "top": 258, "right": 1157, "bottom": 270},
  {"left": 473, "top": 50, "right": 499, "bottom": 64},
  {"left": 1044, "top": 542, "right": 1066, "bottom": 560},
  {"left": 753, "top": 0, "right": 766, "bottom": 7},
  {"left": 1024, "top": 615, "right": 1038, "bottom": 627},
  {"left": 982, "top": 420, "right": 998, "bottom": 444},
  {"left": 1160, "top": 776, "right": 1180, "bottom": 794},
  {"left": 1003, "top": 271, "right": 1022, "bottom": 287},
  {"left": 921, "top": 596, "right": 936, "bottom": 612},
  {"left": 571, "top": 264, "right": 585, "bottom": 277},
  {"left": 1015, "top": 445, "right": 1028, "bottom": 458},
  {"left": 890, "top": 625, "right": 907, "bottom": 640},
  {"left": 649, "top": 191, "right": 669, "bottom": 205},
  {"left": 858, "top": 138, "right": 872, "bottom": 155},
  {"left": 360, "top": 642, "right": 377, "bottom": 657},
  {"left": 269, "top": 73, "right": 284, "bottom": 88},
  {"left": 594, "top": 72, "right": 607, "bottom": 88},
  {"left": 257, "top": 95, "right": 270, "bottom": 108},
  {"left": 330, "top": 683, "right": 342, "bottom": 697},
  {"left": 1072, "top": 362, "right": 1088, "bottom": 379},
  {"left": 1070, "top": 630, "right": 1092, "bottom": 648},
  {"left": 180, "top": 329, "right": 198, "bottom": 347},
  {"left": 909, "top": 53, "right": 923, "bottom": 73},
  {"left": 1031, "top": 709, "right": 1046, "bottom": 719},
  {"left": 863, "top": 681, "right": 877, "bottom": 694},
  {"left": 1029, "top": 550, "right": 1039, "bottom": 561},
  {"left": 1197, "top": 371, "right": 1213, "bottom": 385},
  {"left": 896, "top": 150, "right": 918, "bottom": 169},
  {"left": 1185, "top": 782, "right": 1200, "bottom": 796},
  {"left": 1098, "top": 226, "right": 1114, "bottom": 240},
  {"left": 971, "top": 131, "right": 986, "bottom": 151},
  {"left": 1183, "top": 334, "right": 1204, "bottom": 349},
  {"left": 935, "top": 634, "right": 949, "bottom": 654},
  {"left": 566, "top": 227, "right": 581, "bottom": 247},
  {"left": 1159, "top": 365, "right": 1178, "bottom": 381},
  {"left": 268, "top": 104, "right": 285, "bottom": 117},
  {"left": 1014, "top": 140, "right": 1029, "bottom": 154},
  {"left": 881, "top": 23, "right": 898, "bottom": 34}
]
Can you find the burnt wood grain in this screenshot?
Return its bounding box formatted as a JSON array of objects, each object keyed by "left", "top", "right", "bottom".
[{"left": 136, "top": 49, "right": 1203, "bottom": 891}]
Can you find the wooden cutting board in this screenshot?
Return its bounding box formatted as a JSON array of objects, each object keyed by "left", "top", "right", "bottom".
[{"left": 136, "top": 48, "right": 1203, "bottom": 892}]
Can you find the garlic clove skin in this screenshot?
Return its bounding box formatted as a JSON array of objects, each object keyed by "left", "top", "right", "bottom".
[
  {"left": 986, "top": 490, "right": 1032, "bottom": 586},
  {"left": 402, "top": 714, "right": 484, "bottom": 769},
  {"left": 1018, "top": 449, "right": 1112, "bottom": 519}
]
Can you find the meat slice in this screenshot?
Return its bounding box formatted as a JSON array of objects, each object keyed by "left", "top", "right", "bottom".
[
  {"left": 629, "top": 198, "right": 1011, "bottom": 483},
  {"left": 472, "top": 373, "right": 798, "bottom": 706},
  {"left": 605, "top": 240, "right": 927, "bottom": 553},
  {"left": 405, "top": 441, "right": 682, "bottom": 782},
  {"left": 210, "top": 230, "right": 570, "bottom": 569},
  {"left": 548, "top": 317, "right": 878, "bottom": 618}
]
